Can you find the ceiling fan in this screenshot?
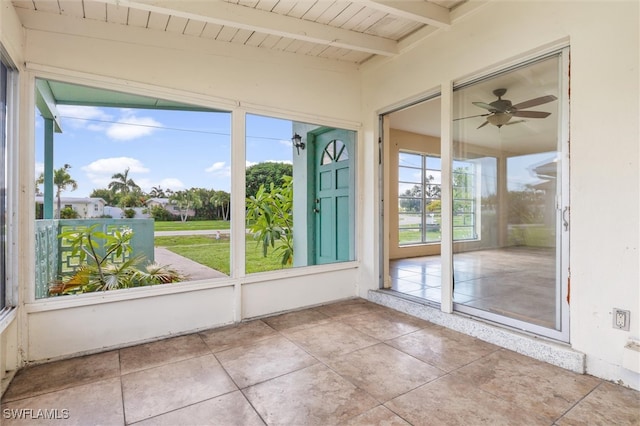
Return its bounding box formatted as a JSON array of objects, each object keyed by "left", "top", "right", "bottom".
[{"left": 455, "top": 88, "right": 557, "bottom": 129}]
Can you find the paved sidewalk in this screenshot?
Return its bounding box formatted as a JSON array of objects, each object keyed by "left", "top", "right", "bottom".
[{"left": 153, "top": 247, "right": 227, "bottom": 281}]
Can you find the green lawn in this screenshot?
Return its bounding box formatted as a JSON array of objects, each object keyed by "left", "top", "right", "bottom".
[
  {"left": 154, "top": 220, "right": 230, "bottom": 231},
  {"left": 154, "top": 234, "right": 289, "bottom": 275}
]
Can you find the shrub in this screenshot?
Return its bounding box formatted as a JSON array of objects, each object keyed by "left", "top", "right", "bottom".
[
  {"left": 60, "top": 207, "right": 79, "bottom": 219},
  {"left": 123, "top": 208, "right": 136, "bottom": 218}
]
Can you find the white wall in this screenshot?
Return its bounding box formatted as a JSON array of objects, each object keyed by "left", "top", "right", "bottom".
[
  {"left": 12, "top": 11, "right": 363, "bottom": 363},
  {"left": 360, "top": 1, "right": 639, "bottom": 388},
  {"left": 0, "top": 0, "right": 24, "bottom": 393}
]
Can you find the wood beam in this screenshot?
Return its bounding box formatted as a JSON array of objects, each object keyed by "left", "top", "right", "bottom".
[
  {"left": 358, "top": 0, "right": 451, "bottom": 28},
  {"left": 98, "top": 0, "right": 399, "bottom": 56}
]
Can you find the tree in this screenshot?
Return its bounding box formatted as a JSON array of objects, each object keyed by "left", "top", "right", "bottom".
[
  {"left": 169, "top": 189, "right": 203, "bottom": 222},
  {"left": 109, "top": 168, "right": 141, "bottom": 197},
  {"left": 246, "top": 176, "right": 293, "bottom": 266},
  {"left": 90, "top": 188, "right": 119, "bottom": 206},
  {"left": 54, "top": 164, "right": 78, "bottom": 219},
  {"left": 149, "top": 186, "right": 166, "bottom": 198},
  {"left": 245, "top": 162, "right": 293, "bottom": 198},
  {"left": 210, "top": 190, "right": 231, "bottom": 221}
]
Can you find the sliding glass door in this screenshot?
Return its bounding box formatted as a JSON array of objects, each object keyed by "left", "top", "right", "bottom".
[{"left": 451, "top": 51, "right": 569, "bottom": 340}]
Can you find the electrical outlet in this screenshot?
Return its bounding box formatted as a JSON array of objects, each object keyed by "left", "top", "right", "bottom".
[{"left": 613, "top": 308, "right": 630, "bottom": 331}]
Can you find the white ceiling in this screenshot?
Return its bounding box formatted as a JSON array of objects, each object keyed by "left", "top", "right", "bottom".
[{"left": 11, "top": 0, "right": 470, "bottom": 64}]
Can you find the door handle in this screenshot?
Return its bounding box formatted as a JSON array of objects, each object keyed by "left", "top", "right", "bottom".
[{"left": 562, "top": 206, "right": 569, "bottom": 231}]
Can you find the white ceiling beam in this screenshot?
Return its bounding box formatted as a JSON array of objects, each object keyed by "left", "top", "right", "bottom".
[
  {"left": 98, "top": 0, "right": 399, "bottom": 56},
  {"left": 358, "top": 0, "right": 450, "bottom": 28}
]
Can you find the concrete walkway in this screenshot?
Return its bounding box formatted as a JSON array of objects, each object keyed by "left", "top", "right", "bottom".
[{"left": 153, "top": 247, "right": 227, "bottom": 281}]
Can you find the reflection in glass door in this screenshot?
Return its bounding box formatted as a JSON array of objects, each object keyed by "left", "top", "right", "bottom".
[{"left": 451, "top": 51, "right": 569, "bottom": 340}]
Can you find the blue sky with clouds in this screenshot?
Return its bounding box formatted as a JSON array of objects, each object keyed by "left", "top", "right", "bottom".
[{"left": 35, "top": 108, "right": 294, "bottom": 198}]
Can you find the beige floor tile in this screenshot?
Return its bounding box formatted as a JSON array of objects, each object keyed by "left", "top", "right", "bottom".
[
  {"left": 1, "top": 377, "right": 123, "bottom": 426},
  {"left": 326, "top": 343, "right": 444, "bottom": 402},
  {"left": 315, "top": 298, "right": 387, "bottom": 319},
  {"left": 216, "top": 335, "right": 317, "bottom": 388},
  {"left": 455, "top": 349, "right": 602, "bottom": 422},
  {"left": 2, "top": 351, "right": 120, "bottom": 402},
  {"left": 385, "top": 374, "right": 548, "bottom": 425},
  {"left": 344, "top": 405, "right": 411, "bottom": 425},
  {"left": 387, "top": 326, "right": 499, "bottom": 372},
  {"left": 199, "top": 320, "right": 278, "bottom": 353},
  {"left": 287, "top": 322, "right": 379, "bottom": 360},
  {"left": 243, "top": 363, "right": 378, "bottom": 425},
  {"left": 341, "top": 310, "right": 429, "bottom": 341},
  {"left": 121, "top": 354, "right": 237, "bottom": 423},
  {"left": 120, "top": 334, "right": 211, "bottom": 375},
  {"left": 556, "top": 381, "right": 640, "bottom": 425},
  {"left": 135, "top": 390, "right": 265, "bottom": 426},
  {"left": 262, "top": 308, "right": 332, "bottom": 333}
]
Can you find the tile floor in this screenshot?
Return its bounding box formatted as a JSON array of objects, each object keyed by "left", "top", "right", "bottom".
[
  {"left": 2, "top": 299, "right": 639, "bottom": 425},
  {"left": 390, "top": 247, "right": 556, "bottom": 328}
]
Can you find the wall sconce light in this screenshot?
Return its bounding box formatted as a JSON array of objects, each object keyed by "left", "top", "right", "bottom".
[{"left": 291, "top": 133, "right": 305, "bottom": 155}]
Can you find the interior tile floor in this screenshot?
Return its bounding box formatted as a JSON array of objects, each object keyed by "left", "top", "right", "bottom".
[
  {"left": 2, "top": 299, "right": 638, "bottom": 425},
  {"left": 390, "top": 247, "right": 557, "bottom": 328}
]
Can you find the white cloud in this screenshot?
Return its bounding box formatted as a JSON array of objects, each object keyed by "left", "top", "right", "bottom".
[
  {"left": 82, "top": 157, "right": 149, "bottom": 188},
  {"left": 205, "top": 161, "right": 227, "bottom": 173},
  {"left": 58, "top": 105, "right": 112, "bottom": 129},
  {"left": 58, "top": 106, "right": 163, "bottom": 141},
  {"left": 246, "top": 160, "right": 258, "bottom": 168},
  {"left": 106, "top": 115, "right": 162, "bottom": 141},
  {"left": 136, "top": 177, "right": 185, "bottom": 193},
  {"left": 35, "top": 162, "right": 44, "bottom": 178}
]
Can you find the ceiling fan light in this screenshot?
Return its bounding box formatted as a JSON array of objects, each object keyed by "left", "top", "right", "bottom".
[{"left": 487, "top": 113, "right": 512, "bottom": 127}]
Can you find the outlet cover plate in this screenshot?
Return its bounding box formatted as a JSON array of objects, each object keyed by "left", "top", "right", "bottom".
[{"left": 613, "top": 308, "right": 631, "bottom": 331}]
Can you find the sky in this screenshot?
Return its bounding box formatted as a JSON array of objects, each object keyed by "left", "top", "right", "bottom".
[{"left": 35, "top": 108, "right": 294, "bottom": 198}]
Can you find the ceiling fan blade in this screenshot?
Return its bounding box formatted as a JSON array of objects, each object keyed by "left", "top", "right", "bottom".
[
  {"left": 472, "top": 101, "right": 504, "bottom": 112},
  {"left": 513, "top": 110, "right": 551, "bottom": 118},
  {"left": 453, "top": 113, "right": 490, "bottom": 121},
  {"left": 477, "top": 121, "right": 490, "bottom": 129},
  {"left": 511, "top": 95, "right": 557, "bottom": 110}
]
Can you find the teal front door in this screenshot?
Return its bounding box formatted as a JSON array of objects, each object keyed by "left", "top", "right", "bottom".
[{"left": 313, "top": 129, "right": 354, "bottom": 264}]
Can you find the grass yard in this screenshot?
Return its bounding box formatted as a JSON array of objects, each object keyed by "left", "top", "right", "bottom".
[
  {"left": 154, "top": 220, "right": 230, "bottom": 231},
  {"left": 154, "top": 233, "right": 290, "bottom": 275}
]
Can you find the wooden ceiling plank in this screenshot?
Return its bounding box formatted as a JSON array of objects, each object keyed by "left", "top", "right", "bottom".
[
  {"left": 83, "top": 0, "right": 107, "bottom": 21},
  {"left": 126, "top": 7, "right": 149, "bottom": 26},
  {"left": 105, "top": 3, "right": 129, "bottom": 24},
  {"left": 182, "top": 19, "right": 206, "bottom": 36},
  {"left": 200, "top": 22, "right": 224, "bottom": 39},
  {"left": 147, "top": 11, "right": 170, "bottom": 30},
  {"left": 358, "top": 0, "right": 451, "bottom": 27},
  {"left": 165, "top": 15, "right": 189, "bottom": 34},
  {"left": 58, "top": 0, "right": 84, "bottom": 17},
  {"left": 103, "top": 0, "right": 397, "bottom": 55},
  {"left": 32, "top": 0, "right": 60, "bottom": 13}
]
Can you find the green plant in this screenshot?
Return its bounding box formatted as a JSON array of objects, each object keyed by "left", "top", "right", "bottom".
[
  {"left": 50, "top": 224, "right": 184, "bottom": 295},
  {"left": 60, "top": 207, "right": 79, "bottom": 219},
  {"left": 123, "top": 208, "right": 136, "bottom": 218},
  {"left": 245, "top": 175, "right": 293, "bottom": 266}
]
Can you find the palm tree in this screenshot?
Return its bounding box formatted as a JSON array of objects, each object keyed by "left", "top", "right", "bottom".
[
  {"left": 210, "top": 190, "right": 230, "bottom": 221},
  {"left": 109, "top": 168, "right": 141, "bottom": 206},
  {"left": 54, "top": 164, "right": 78, "bottom": 218},
  {"left": 149, "top": 186, "right": 166, "bottom": 198}
]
